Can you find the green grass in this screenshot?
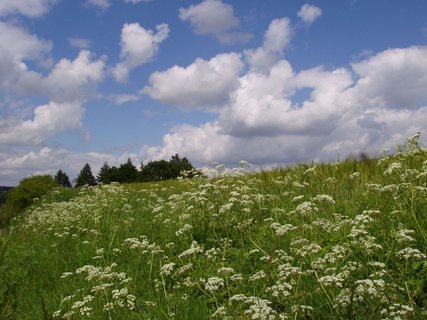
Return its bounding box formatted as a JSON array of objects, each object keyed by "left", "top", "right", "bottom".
[{"left": 1, "top": 136, "right": 426, "bottom": 319}]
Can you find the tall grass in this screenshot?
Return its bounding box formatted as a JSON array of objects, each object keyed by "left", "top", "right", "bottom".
[{"left": 0, "top": 134, "right": 426, "bottom": 319}]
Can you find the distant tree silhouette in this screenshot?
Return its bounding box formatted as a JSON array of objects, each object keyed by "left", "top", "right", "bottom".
[
  {"left": 169, "top": 154, "right": 194, "bottom": 177},
  {"left": 54, "top": 169, "right": 72, "bottom": 188},
  {"left": 75, "top": 163, "right": 97, "bottom": 187},
  {"left": 97, "top": 162, "right": 113, "bottom": 184},
  {"left": 139, "top": 154, "right": 195, "bottom": 181},
  {"left": 117, "top": 158, "right": 138, "bottom": 183}
]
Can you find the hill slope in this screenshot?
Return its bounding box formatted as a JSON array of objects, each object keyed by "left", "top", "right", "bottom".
[{"left": 0, "top": 136, "right": 426, "bottom": 319}]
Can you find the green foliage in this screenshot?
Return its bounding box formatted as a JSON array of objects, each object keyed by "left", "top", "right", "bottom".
[
  {"left": 117, "top": 158, "right": 139, "bottom": 183},
  {"left": 75, "top": 163, "right": 97, "bottom": 188},
  {"left": 141, "top": 159, "right": 172, "bottom": 181},
  {"left": 1, "top": 136, "right": 426, "bottom": 319},
  {"left": 96, "top": 154, "right": 195, "bottom": 184},
  {"left": 54, "top": 170, "right": 72, "bottom": 188},
  {"left": 0, "top": 187, "right": 12, "bottom": 206},
  {"left": 96, "top": 162, "right": 114, "bottom": 184},
  {"left": 141, "top": 154, "right": 195, "bottom": 181},
  {"left": 0, "top": 175, "right": 58, "bottom": 227}
]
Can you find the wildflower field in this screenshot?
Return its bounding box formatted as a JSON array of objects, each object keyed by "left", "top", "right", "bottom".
[{"left": 1, "top": 136, "right": 426, "bottom": 319}]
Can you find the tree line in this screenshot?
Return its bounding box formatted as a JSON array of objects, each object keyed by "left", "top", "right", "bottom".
[{"left": 55, "top": 154, "right": 195, "bottom": 188}]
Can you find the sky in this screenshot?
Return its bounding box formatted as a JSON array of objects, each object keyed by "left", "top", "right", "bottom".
[{"left": 1, "top": 0, "right": 427, "bottom": 185}]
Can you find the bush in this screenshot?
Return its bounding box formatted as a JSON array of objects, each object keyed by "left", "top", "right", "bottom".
[{"left": 0, "top": 175, "right": 58, "bottom": 227}]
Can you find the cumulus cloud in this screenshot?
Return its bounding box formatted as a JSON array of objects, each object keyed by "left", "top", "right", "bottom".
[
  {"left": 113, "top": 22, "right": 169, "bottom": 82},
  {"left": 245, "top": 18, "right": 293, "bottom": 73},
  {"left": 350, "top": 46, "right": 427, "bottom": 109},
  {"left": 0, "top": 0, "right": 57, "bottom": 17},
  {"left": 0, "top": 101, "right": 84, "bottom": 146},
  {"left": 68, "top": 37, "right": 91, "bottom": 49},
  {"left": 0, "top": 21, "right": 52, "bottom": 61},
  {"left": 179, "top": 0, "right": 251, "bottom": 44},
  {"left": 143, "top": 53, "right": 243, "bottom": 109},
  {"left": 141, "top": 44, "right": 427, "bottom": 168},
  {"left": 298, "top": 4, "right": 322, "bottom": 25},
  {"left": 17, "top": 50, "right": 106, "bottom": 102},
  {"left": 1, "top": 49, "right": 106, "bottom": 157},
  {"left": 218, "top": 65, "right": 353, "bottom": 137},
  {"left": 0, "top": 21, "right": 54, "bottom": 95}
]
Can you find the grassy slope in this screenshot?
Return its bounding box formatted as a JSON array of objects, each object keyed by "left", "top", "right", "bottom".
[{"left": 0, "top": 138, "right": 426, "bottom": 319}]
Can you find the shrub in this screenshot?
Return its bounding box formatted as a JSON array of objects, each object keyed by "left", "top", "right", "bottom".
[{"left": 0, "top": 175, "right": 58, "bottom": 227}]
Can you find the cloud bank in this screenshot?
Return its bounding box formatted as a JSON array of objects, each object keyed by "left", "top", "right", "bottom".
[{"left": 141, "top": 17, "right": 427, "bottom": 168}]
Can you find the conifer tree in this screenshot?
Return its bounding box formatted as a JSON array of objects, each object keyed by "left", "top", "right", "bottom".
[
  {"left": 117, "top": 158, "right": 138, "bottom": 183},
  {"left": 169, "top": 154, "right": 194, "bottom": 177},
  {"left": 54, "top": 169, "right": 72, "bottom": 188},
  {"left": 75, "top": 163, "right": 97, "bottom": 187},
  {"left": 97, "top": 162, "right": 112, "bottom": 184}
]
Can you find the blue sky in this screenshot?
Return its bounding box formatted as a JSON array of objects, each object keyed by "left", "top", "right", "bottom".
[{"left": 1, "top": 0, "right": 427, "bottom": 185}]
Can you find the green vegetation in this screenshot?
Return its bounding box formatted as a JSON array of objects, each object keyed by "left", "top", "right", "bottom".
[
  {"left": 0, "top": 187, "right": 12, "bottom": 206},
  {"left": 55, "top": 170, "right": 72, "bottom": 188},
  {"left": 96, "top": 154, "right": 195, "bottom": 185},
  {"left": 0, "top": 175, "right": 58, "bottom": 227},
  {"left": 75, "top": 163, "right": 97, "bottom": 187},
  {"left": 0, "top": 135, "right": 426, "bottom": 319}
]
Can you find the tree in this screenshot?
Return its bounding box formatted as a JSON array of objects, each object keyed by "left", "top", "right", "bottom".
[
  {"left": 97, "top": 162, "right": 113, "bottom": 184},
  {"left": 139, "top": 155, "right": 195, "bottom": 182},
  {"left": 117, "top": 158, "right": 138, "bottom": 183},
  {"left": 75, "top": 163, "right": 97, "bottom": 187},
  {"left": 141, "top": 160, "right": 173, "bottom": 181},
  {"left": 0, "top": 175, "right": 58, "bottom": 226},
  {"left": 169, "top": 154, "right": 194, "bottom": 178},
  {"left": 54, "top": 169, "right": 72, "bottom": 188}
]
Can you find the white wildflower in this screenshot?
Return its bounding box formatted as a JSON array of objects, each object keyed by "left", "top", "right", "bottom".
[
  {"left": 160, "top": 263, "right": 176, "bottom": 276},
  {"left": 249, "top": 270, "right": 267, "bottom": 281},
  {"left": 270, "top": 222, "right": 297, "bottom": 236},
  {"left": 205, "top": 277, "right": 224, "bottom": 293}
]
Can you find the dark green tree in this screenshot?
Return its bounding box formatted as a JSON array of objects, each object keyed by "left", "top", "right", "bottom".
[
  {"left": 97, "top": 162, "right": 113, "bottom": 184},
  {"left": 54, "top": 169, "right": 72, "bottom": 188},
  {"left": 75, "top": 163, "right": 97, "bottom": 187},
  {"left": 141, "top": 160, "right": 173, "bottom": 181},
  {"left": 117, "top": 158, "right": 138, "bottom": 183},
  {"left": 169, "top": 154, "right": 194, "bottom": 178}
]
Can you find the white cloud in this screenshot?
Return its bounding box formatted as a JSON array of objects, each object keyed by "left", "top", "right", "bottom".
[
  {"left": 141, "top": 45, "right": 427, "bottom": 168},
  {"left": 179, "top": 0, "right": 251, "bottom": 44},
  {"left": 0, "top": 50, "right": 106, "bottom": 151},
  {"left": 0, "top": 22, "right": 53, "bottom": 94},
  {"left": 0, "top": 101, "right": 84, "bottom": 146},
  {"left": 245, "top": 18, "right": 293, "bottom": 73},
  {"left": 350, "top": 46, "right": 427, "bottom": 109},
  {"left": 110, "top": 93, "right": 140, "bottom": 105},
  {"left": 86, "top": 0, "right": 110, "bottom": 9},
  {"left": 0, "top": 21, "right": 52, "bottom": 61},
  {"left": 68, "top": 37, "right": 91, "bottom": 49},
  {"left": 0, "top": 147, "right": 125, "bottom": 186},
  {"left": 298, "top": 4, "right": 322, "bottom": 25},
  {"left": 218, "top": 65, "right": 353, "bottom": 137},
  {"left": 143, "top": 53, "right": 243, "bottom": 109},
  {"left": 17, "top": 50, "right": 106, "bottom": 102},
  {"left": 113, "top": 22, "right": 169, "bottom": 82},
  {"left": 0, "top": 0, "right": 57, "bottom": 17}
]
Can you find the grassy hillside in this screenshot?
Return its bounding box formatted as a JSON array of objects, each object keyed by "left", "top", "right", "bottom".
[{"left": 1, "top": 135, "right": 426, "bottom": 319}]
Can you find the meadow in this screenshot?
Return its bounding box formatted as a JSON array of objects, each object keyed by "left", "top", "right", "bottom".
[{"left": 0, "top": 134, "right": 426, "bottom": 319}]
